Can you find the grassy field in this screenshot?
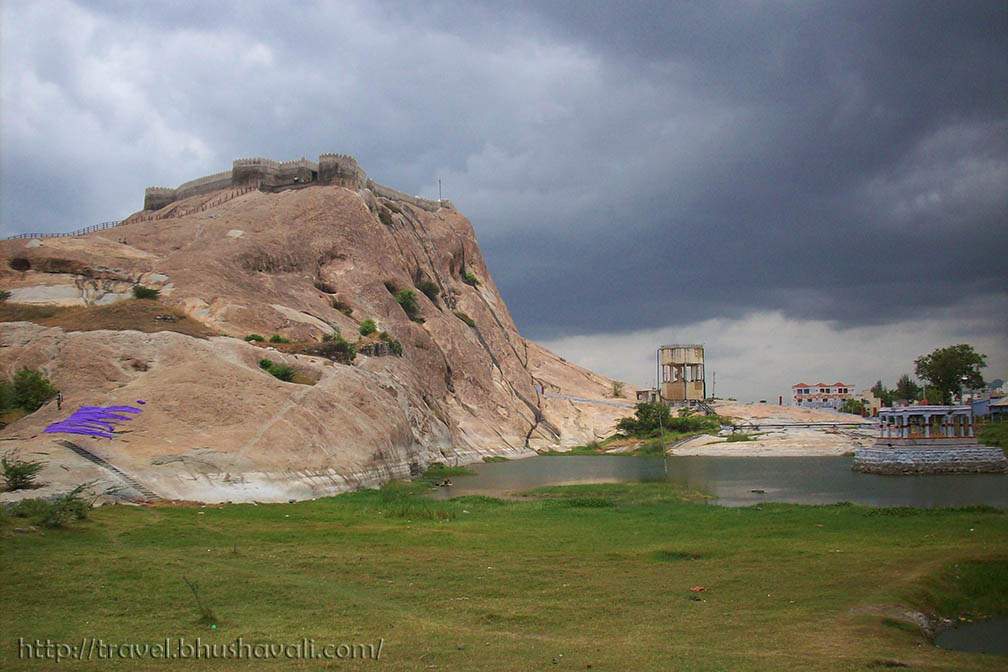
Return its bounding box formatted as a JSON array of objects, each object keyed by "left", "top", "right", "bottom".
[
  {"left": 0, "top": 300, "right": 217, "bottom": 339},
  {"left": 1, "top": 481, "right": 1006, "bottom": 671},
  {"left": 978, "top": 420, "right": 1007, "bottom": 455}
]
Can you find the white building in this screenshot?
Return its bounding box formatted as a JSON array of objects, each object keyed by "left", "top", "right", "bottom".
[{"left": 792, "top": 381, "right": 855, "bottom": 410}]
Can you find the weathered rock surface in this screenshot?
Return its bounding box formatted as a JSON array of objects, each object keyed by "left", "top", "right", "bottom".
[{"left": 1, "top": 182, "right": 632, "bottom": 502}]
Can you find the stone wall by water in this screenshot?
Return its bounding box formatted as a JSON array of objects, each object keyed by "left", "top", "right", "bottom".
[{"left": 852, "top": 446, "right": 1008, "bottom": 474}]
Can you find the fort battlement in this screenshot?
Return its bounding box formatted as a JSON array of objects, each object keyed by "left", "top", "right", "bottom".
[{"left": 143, "top": 153, "right": 452, "bottom": 213}]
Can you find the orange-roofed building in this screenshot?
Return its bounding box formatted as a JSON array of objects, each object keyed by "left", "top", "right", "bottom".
[{"left": 792, "top": 381, "right": 855, "bottom": 410}]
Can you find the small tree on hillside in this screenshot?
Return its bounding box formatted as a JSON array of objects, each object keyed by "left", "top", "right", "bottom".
[
  {"left": 914, "top": 344, "right": 987, "bottom": 404},
  {"left": 2, "top": 450, "right": 44, "bottom": 490},
  {"left": 12, "top": 367, "right": 57, "bottom": 412}
]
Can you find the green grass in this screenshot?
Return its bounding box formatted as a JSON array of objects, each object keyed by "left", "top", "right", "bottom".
[
  {"left": 978, "top": 420, "right": 1007, "bottom": 455},
  {"left": 421, "top": 463, "right": 476, "bottom": 483},
  {"left": 538, "top": 432, "right": 707, "bottom": 457},
  {"left": 2, "top": 481, "right": 1007, "bottom": 671}
]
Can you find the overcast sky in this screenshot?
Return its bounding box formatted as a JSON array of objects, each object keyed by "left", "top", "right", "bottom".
[{"left": 2, "top": 1, "right": 1006, "bottom": 401}]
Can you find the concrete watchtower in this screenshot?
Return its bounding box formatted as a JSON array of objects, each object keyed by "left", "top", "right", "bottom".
[{"left": 659, "top": 344, "right": 705, "bottom": 404}]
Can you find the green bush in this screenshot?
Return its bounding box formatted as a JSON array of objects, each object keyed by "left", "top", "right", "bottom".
[
  {"left": 378, "top": 331, "right": 391, "bottom": 342},
  {"left": 244, "top": 334, "right": 265, "bottom": 342},
  {"left": 461, "top": 269, "right": 480, "bottom": 286},
  {"left": 258, "top": 358, "right": 295, "bottom": 382},
  {"left": 12, "top": 367, "right": 57, "bottom": 412},
  {"left": 332, "top": 299, "right": 352, "bottom": 315},
  {"left": 2, "top": 450, "right": 44, "bottom": 490},
  {"left": 454, "top": 311, "right": 476, "bottom": 328},
  {"left": 269, "top": 364, "right": 295, "bottom": 382},
  {"left": 394, "top": 290, "right": 421, "bottom": 321},
  {"left": 616, "top": 402, "right": 721, "bottom": 437},
  {"left": 10, "top": 497, "right": 52, "bottom": 518},
  {"left": 132, "top": 285, "right": 160, "bottom": 299},
  {"left": 359, "top": 319, "right": 377, "bottom": 336},
  {"left": 304, "top": 339, "right": 356, "bottom": 365},
  {"left": 0, "top": 290, "right": 10, "bottom": 302},
  {"left": 0, "top": 381, "right": 14, "bottom": 411},
  {"left": 978, "top": 420, "right": 1007, "bottom": 449},
  {"left": 40, "top": 483, "right": 92, "bottom": 528},
  {"left": 389, "top": 339, "right": 403, "bottom": 357},
  {"left": 268, "top": 334, "right": 291, "bottom": 344},
  {"left": 322, "top": 330, "right": 341, "bottom": 342},
  {"left": 417, "top": 280, "right": 439, "bottom": 304}
]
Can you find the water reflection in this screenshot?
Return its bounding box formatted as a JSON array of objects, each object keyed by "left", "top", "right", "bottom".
[
  {"left": 935, "top": 618, "right": 1008, "bottom": 656},
  {"left": 428, "top": 455, "right": 1008, "bottom": 508}
]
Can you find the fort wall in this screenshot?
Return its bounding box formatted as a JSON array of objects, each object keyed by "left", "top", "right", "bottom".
[
  {"left": 143, "top": 152, "right": 451, "bottom": 212},
  {"left": 175, "top": 170, "right": 233, "bottom": 202},
  {"left": 369, "top": 180, "right": 445, "bottom": 212}
]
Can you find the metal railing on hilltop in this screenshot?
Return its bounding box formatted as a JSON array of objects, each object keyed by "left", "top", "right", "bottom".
[
  {"left": 3, "top": 185, "right": 256, "bottom": 240},
  {"left": 5, "top": 220, "right": 122, "bottom": 240},
  {"left": 129, "top": 186, "right": 255, "bottom": 223}
]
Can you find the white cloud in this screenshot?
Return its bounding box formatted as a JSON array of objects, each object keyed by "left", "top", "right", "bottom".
[{"left": 540, "top": 295, "right": 1008, "bottom": 403}]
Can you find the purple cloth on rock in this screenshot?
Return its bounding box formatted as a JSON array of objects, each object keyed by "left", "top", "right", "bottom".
[{"left": 44, "top": 404, "right": 144, "bottom": 439}]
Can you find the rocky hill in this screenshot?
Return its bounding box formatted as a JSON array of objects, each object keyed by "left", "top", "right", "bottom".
[{"left": 0, "top": 172, "right": 632, "bottom": 502}]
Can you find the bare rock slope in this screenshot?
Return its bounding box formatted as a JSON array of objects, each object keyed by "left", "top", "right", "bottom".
[{"left": 1, "top": 182, "right": 630, "bottom": 502}]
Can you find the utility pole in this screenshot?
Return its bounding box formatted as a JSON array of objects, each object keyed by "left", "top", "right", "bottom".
[{"left": 712, "top": 371, "right": 716, "bottom": 399}]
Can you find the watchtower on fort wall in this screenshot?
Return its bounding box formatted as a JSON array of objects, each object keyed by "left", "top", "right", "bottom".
[{"left": 318, "top": 154, "right": 366, "bottom": 190}]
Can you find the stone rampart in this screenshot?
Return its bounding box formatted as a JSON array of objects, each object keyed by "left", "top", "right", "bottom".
[
  {"left": 319, "top": 154, "right": 366, "bottom": 189},
  {"left": 143, "top": 152, "right": 451, "bottom": 212},
  {"left": 175, "top": 170, "right": 233, "bottom": 202},
  {"left": 852, "top": 446, "right": 1008, "bottom": 474},
  {"left": 368, "top": 180, "right": 444, "bottom": 212}
]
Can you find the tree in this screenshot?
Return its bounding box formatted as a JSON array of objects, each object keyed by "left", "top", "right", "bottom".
[
  {"left": 394, "top": 290, "right": 421, "bottom": 321},
  {"left": 870, "top": 380, "right": 894, "bottom": 407},
  {"left": 840, "top": 399, "right": 866, "bottom": 416},
  {"left": 914, "top": 344, "right": 987, "bottom": 404},
  {"left": 12, "top": 367, "right": 58, "bottom": 412},
  {"left": 895, "top": 374, "right": 921, "bottom": 403},
  {"left": 2, "top": 450, "right": 44, "bottom": 490},
  {"left": 616, "top": 402, "right": 672, "bottom": 436}
]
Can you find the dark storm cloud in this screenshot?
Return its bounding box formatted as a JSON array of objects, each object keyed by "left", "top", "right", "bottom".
[{"left": 2, "top": 0, "right": 1005, "bottom": 343}]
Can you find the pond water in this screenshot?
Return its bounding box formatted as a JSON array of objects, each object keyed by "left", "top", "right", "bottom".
[
  {"left": 935, "top": 618, "right": 1008, "bottom": 656},
  {"left": 428, "top": 455, "right": 1008, "bottom": 508}
]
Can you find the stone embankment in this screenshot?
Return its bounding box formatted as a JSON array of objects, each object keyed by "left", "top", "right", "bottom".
[{"left": 852, "top": 446, "right": 1008, "bottom": 474}]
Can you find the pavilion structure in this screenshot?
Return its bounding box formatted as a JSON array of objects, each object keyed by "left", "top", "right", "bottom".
[
  {"left": 876, "top": 405, "right": 975, "bottom": 442},
  {"left": 852, "top": 405, "right": 1006, "bottom": 474}
]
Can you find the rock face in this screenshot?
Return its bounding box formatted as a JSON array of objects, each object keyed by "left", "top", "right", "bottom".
[{"left": 1, "top": 179, "right": 632, "bottom": 502}]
